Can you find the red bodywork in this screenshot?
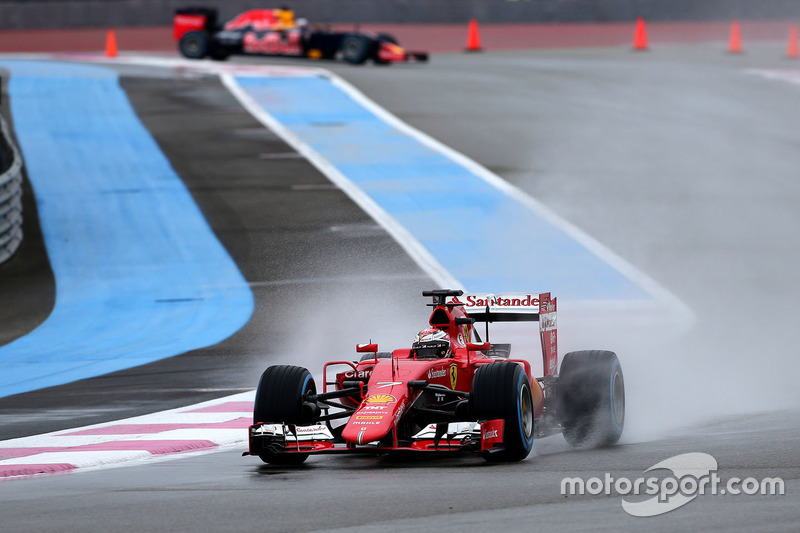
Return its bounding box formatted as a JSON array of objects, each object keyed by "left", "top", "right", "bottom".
[
  {"left": 173, "top": 12, "right": 207, "bottom": 41},
  {"left": 249, "top": 291, "right": 556, "bottom": 456},
  {"left": 174, "top": 7, "right": 429, "bottom": 64}
]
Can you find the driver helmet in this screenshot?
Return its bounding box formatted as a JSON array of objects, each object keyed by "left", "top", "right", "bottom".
[{"left": 412, "top": 328, "right": 451, "bottom": 359}]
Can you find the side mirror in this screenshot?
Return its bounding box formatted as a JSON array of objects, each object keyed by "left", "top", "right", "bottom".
[
  {"left": 466, "top": 342, "right": 491, "bottom": 352},
  {"left": 356, "top": 343, "right": 378, "bottom": 353}
]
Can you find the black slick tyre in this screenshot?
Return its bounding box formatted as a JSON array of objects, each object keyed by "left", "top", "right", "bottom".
[
  {"left": 557, "top": 350, "right": 625, "bottom": 447},
  {"left": 179, "top": 31, "right": 209, "bottom": 59},
  {"left": 341, "top": 34, "right": 370, "bottom": 64},
  {"left": 253, "top": 365, "right": 317, "bottom": 465},
  {"left": 470, "top": 362, "right": 534, "bottom": 462}
]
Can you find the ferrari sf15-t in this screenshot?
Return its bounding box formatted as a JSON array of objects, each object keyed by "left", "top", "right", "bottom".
[{"left": 246, "top": 289, "right": 625, "bottom": 464}]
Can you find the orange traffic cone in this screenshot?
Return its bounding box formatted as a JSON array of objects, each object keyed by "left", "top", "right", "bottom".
[
  {"left": 465, "top": 19, "right": 482, "bottom": 52},
  {"left": 728, "top": 21, "right": 742, "bottom": 54},
  {"left": 105, "top": 29, "right": 118, "bottom": 58},
  {"left": 787, "top": 26, "right": 799, "bottom": 58},
  {"left": 632, "top": 17, "right": 648, "bottom": 51}
]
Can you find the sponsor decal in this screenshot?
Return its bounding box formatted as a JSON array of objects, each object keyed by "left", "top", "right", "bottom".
[
  {"left": 253, "top": 424, "right": 282, "bottom": 435},
  {"left": 462, "top": 324, "right": 471, "bottom": 344},
  {"left": 344, "top": 369, "right": 372, "bottom": 379},
  {"left": 427, "top": 367, "right": 447, "bottom": 379},
  {"left": 294, "top": 424, "right": 328, "bottom": 435},
  {"left": 541, "top": 315, "right": 557, "bottom": 332},
  {"left": 394, "top": 402, "right": 407, "bottom": 425},
  {"left": 480, "top": 420, "right": 504, "bottom": 451},
  {"left": 449, "top": 363, "right": 458, "bottom": 390},
  {"left": 455, "top": 331, "right": 466, "bottom": 348},
  {"left": 242, "top": 30, "right": 302, "bottom": 56},
  {"left": 353, "top": 421, "right": 383, "bottom": 426},
  {"left": 354, "top": 415, "right": 384, "bottom": 420},
  {"left": 452, "top": 294, "right": 540, "bottom": 309},
  {"left": 362, "top": 405, "right": 388, "bottom": 411},
  {"left": 364, "top": 394, "right": 396, "bottom": 405},
  {"left": 375, "top": 381, "right": 403, "bottom": 388}
]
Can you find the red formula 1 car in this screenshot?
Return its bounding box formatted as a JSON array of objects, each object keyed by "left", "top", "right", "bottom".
[
  {"left": 246, "top": 289, "right": 625, "bottom": 465},
  {"left": 174, "top": 7, "right": 429, "bottom": 65}
]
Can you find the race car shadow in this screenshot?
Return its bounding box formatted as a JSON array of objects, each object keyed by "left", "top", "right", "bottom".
[{"left": 251, "top": 453, "right": 493, "bottom": 475}]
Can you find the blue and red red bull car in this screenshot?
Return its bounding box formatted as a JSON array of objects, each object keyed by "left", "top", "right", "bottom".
[
  {"left": 174, "top": 7, "right": 429, "bottom": 65},
  {"left": 246, "top": 289, "right": 625, "bottom": 465}
]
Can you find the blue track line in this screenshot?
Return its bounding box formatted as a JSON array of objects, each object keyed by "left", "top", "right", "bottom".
[
  {"left": 236, "top": 76, "right": 649, "bottom": 299},
  {"left": 0, "top": 61, "right": 253, "bottom": 398}
]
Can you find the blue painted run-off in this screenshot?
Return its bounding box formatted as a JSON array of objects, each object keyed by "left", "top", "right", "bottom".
[
  {"left": 0, "top": 61, "right": 253, "bottom": 399},
  {"left": 236, "top": 76, "right": 649, "bottom": 299}
]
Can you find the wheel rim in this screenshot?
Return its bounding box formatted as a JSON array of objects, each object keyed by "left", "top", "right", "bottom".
[
  {"left": 611, "top": 370, "right": 624, "bottom": 428},
  {"left": 343, "top": 39, "right": 361, "bottom": 59},
  {"left": 185, "top": 36, "right": 202, "bottom": 56},
  {"left": 520, "top": 383, "right": 533, "bottom": 439}
]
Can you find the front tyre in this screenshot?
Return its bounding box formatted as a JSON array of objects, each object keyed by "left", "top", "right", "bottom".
[
  {"left": 179, "top": 30, "right": 209, "bottom": 59},
  {"left": 470, "top": 362, "right": 534, "bottom": 462},
  {"left": 340, "top": 34, "right": 370, "bottom": 64},
  {"left": 557, "top": 350, "right": 625, "bottom": 447},
  {"left": 253, "top": 365, "right": 317, "bottom": 465}
]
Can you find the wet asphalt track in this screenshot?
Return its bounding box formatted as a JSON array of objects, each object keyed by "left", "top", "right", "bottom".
[{"left": 1, "top": 43, "right": 799, "bottom": 529}]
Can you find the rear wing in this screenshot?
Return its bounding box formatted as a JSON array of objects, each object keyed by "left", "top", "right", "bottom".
[
  {"left": 449, "top": 292, "right": 558, "bottom": 377},
  {"left": 173, "top": 7, "right": 218, "bottom": 41}
]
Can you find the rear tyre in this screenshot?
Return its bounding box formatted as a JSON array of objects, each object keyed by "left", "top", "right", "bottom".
[
  {"left": 557, "top": 350, "right": 625, "bottom": 447},
  {"left": 470, "top": 362, "right": 534, "bottom": 462},
  {"left": 179, "top": 31, "right": 209, "bottom": 59},
  {"left": 341, "top": 34, "right": 370, "bottom": 64},
  {"left": 253, "top": 365, "right": 317, "bottom": 465}
]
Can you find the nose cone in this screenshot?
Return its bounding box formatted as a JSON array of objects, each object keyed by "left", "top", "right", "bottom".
[{"left": 341, "top": 393, "right": 399, "bottom": 445}]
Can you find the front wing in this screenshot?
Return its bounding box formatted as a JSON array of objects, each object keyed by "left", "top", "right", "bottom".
[{"left": 247, "top": 420, "right": 505, "bottom": 457}]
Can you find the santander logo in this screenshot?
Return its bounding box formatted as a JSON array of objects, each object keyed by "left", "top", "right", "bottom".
[
  {"left": 450, "top": 293, "right": 541, "bottom": 310},
  {"left": 428, "top": 367, "right": 447, "bottom": 379}
]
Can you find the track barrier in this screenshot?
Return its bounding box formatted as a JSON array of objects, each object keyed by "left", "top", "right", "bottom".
[{"left": 0, "top": 114, "right": 23, "bottom": 265}]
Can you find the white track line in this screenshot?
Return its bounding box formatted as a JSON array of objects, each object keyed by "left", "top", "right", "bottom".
[
  {"left": 221, "top": 67, "right": 692, "bottom": 325},
  {"left": 220, "top": 72, "right": 462, "bottom": 290}
]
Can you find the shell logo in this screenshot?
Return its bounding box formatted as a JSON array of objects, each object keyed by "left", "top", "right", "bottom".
[{"left": 364, "top": 394, "right": 396, "bottom": 405}]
